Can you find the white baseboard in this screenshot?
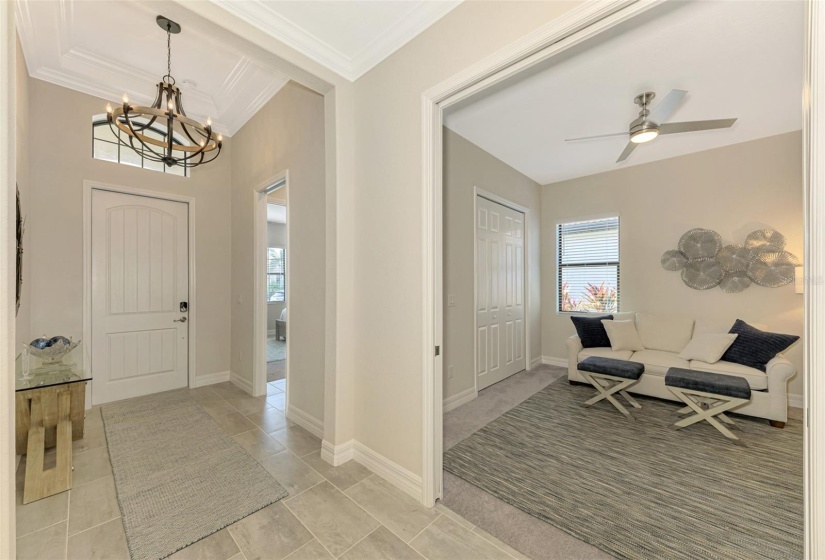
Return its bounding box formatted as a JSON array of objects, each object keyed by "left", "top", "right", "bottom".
[
  {"left": 230, "top": 371, "right": 254, "bottom": 395},
  {"left": 286, "top": 404, "right": 324, "bottom": 439},
  {"left": 542, "top": 356, "right": 568, "bottom": 368},
  {"left": 443, "top": 386, "right": 477, "bottom": 413},
  {"left": 529, "top": 356, "right": 542, "bottom": 369},
  {"left": 789, "top": 393, "right": 804, "bottom": 409},
  {"left": 321, "top": 439, "right": 354, "bottom": 466},
  {"left": 352, "top": 441, "right": 423, "bottom": 503},
  {"left": 191, "top": 371, "right": 231, "bottom": 388}
]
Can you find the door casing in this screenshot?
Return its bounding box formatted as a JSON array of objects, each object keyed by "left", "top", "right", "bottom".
[{"left": 83, "top": 180, "right": 197, "bottom": 402}]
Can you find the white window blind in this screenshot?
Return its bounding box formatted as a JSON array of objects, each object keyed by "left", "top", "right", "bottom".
[
  {"left": 267, "top": 247, "right": 286, "bottom": 302},
  {"left": 558, "top": 217, "right": 619, "bottom": 313}
]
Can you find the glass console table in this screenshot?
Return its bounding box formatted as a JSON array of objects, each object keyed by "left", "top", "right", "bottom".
[{"left": 15, "top": 347, "right": 91, "bottom": 504}]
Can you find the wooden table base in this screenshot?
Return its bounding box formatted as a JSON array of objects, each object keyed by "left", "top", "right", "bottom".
[{"left": 22, "top": 390, "right": 74, "bottom": 504}]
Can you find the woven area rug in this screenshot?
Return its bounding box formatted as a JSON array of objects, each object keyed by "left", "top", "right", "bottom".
[
  {"left": 443, "top": 380, "right": 803, "bottom": 560},
  {"left": 102, "top": 390, "right": 288, "bottom": 560}
]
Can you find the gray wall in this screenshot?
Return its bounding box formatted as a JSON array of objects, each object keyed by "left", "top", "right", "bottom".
[
  {"left": 540, "top": 132, "right": 804, "bottom": 398},
  {"left": 443, "top": 128, "right": 542, "bottom": 401}
]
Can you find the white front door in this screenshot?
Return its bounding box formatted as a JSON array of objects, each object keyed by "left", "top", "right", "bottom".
[
  {"left": 476, "top": 196, "right": 525, "bottom": 390},
  {"left": 91, "top": 189, "right": 189, "bottom": 404}
]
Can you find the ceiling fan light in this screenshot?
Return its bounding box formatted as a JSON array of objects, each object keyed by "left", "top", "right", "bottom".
[{"left": 631, "top": 128, "right": 659, "bottom": 144}]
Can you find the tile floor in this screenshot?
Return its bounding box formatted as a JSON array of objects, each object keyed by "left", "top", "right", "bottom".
[{"left": 16, "top": 380, "right": 527, "bottom": 560}]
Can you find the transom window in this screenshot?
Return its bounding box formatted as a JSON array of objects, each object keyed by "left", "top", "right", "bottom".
[
  {"left": 92, "top": 116, "right": 188, "bottom": 177},
  {"left": 267, "top": 247, "right": 286, "bottom": 302},
  {"left": 558, "top": 217, "right": 620, "bottom": 313}
]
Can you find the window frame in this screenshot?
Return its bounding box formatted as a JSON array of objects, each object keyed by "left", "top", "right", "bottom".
[
  {"left": 91, "top": 117, "right": 189, "bottom": 177},
  {"left": 266, "top": 246, "right": 286, "bottom": 303},
  {"left": 556, "top": 215, "right": 620, "bottom": 314}
]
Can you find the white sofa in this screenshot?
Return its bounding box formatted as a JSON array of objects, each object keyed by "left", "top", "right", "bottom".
[{"left": 566, "top": 312, "right": 796, "bottom": 426}]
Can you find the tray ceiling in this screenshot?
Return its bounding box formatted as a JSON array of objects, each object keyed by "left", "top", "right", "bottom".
[{"left": 444, "top": 0, "right": 804, "bottom": 185}]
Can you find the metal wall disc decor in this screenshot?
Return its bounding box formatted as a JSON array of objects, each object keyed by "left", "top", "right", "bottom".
[
  {"left": 678, "top": 228, "right": 722, "bottom": 259},
  {"left": 660, "top": 250, "right": 688, "bottom": 271},
  {"left": 745, "top": 229, "right": 786, "bottom": 254},
  {"left": 662, "top": 228, "right": 799, "bottom": 292},
  {"left": 716, "top": 244, "right": 752, "bottom": 272},
  {"left": 720, "top": 271, "right": 751, "bottom": 293},
  {"left": 747, "top": 251, "right": 799, "bottom": 287},
  {"left": 681, "top": 258, "right": 724, "bottom": 290}
]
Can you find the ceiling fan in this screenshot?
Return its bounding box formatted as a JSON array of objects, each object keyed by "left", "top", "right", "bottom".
[{"left": 565, "top": 90, "right": 737, "bottom": 163}]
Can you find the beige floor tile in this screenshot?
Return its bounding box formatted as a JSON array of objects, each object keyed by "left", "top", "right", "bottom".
[
  {"left": 227, "top": 554, "right": 246, "bottom": 560},
  {"left": 267, "top": 383, "right": 284, "bottom": 396},
  {"left": 246, "top": 407, "right": 290, "bottom": 434},
  {"left": 73, "top": 423, "right": 107, "bottom": 454},
  {"left": 228, "top": 502, "right": 314, "bottom": 560},
  {"left": 233, "top": 429, "right": 287, "bottom": 461},
  {"left": 273, "top": 379, "right": 286, "bottom": 391},
  {"left": 434, "top": 503, "right": 475, "bottom": 530},
  {"left": 270, "top": 425, "right": 321, "bottom": 457},
  {"left": 168, "top": 528, "right": 240, "bottom": 560},
  {"left": 66, "top": 518, "right": 129, "bottom": 560},
  {"left": 16, "top": 489, "right": 68, "bottom": 537},
  {"left": 284, "top": 481, "right": 380, "bottom": 557},
  {"left": 211, "top": 382, "right": 251, "bottom": 399},
  {"left": 473, "top": 526, "right": 531, "bottom": 560},
  {"left": 188, "top": 386, "right": 223, "bottom": 402},
  {"left": 213, "top": 411, "right": 258, "bottom": 436},
  {"left": 283, "top": 539, "right": 334, "bottom": 560},
  {"left": 84, "top": 406, "right": 104, "bottom": 430},
  {"left": 410, "top": 516, "right": 512, "bottom": 560},
  {"left": 257, "top": 452, "right": 325, "bottom": 496},
  {"left": 16, "top": 520, "right": 67, "bottom": 560},
  {"left": 300, "top": 452, "right": 372, "bottom": 491},
  {"left": 198, "top": 398, "right": 238, "bottom": 419},
  {"left": 72, "top": 446, "right": 113, "bottom": 486},
  {"left": 68, "top": 476, "right": 121, "bottom": 536},
  {"left": 340, "top": 526, "right": 424, "bottom": 560},
  {"left": 227, "top": 395, "right": 272, "bottom": 416},
  {"left": 345, "top": 476, "right": 440, "bottom": 542},
  {"left": 266, "top": 393, "right": 286, "bottom": 411}
]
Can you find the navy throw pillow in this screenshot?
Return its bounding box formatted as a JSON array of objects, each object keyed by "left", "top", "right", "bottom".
[
  {"left": 720, "top": 319, "right": 799, "bottom": 372},
  {"left": 570, "top": 315, "right": 613, "bottom": 348}
]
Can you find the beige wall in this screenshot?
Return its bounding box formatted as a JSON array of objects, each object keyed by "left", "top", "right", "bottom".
[
  {"left": 443, "top": 128, "right": 541, "bottom": 400},
  {"left": 267, "top": 221, "right": 287, "bottom": 330},
  {"left": 14, "top": 36, "right": 30, "bottom": 348},
  {"left": 25, "top": 78, "right": 233, "bottom": 380},
  {"left": 351, "top": 0, "right": 581, "bottom": 476},
  {"left": 541, "top": 132, "right": 804, "bottom": 398},
  {"left": 231, "top": 81, "right": 326, "bottom": 422}
]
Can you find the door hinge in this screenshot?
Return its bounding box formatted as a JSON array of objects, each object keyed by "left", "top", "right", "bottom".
[{"left": 435, "top": 345, "right": 440, "bottom": 357}]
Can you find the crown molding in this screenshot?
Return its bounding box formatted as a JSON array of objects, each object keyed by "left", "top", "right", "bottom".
[{"left": 209, "top": 0, "right": 462, "bottom": 82}]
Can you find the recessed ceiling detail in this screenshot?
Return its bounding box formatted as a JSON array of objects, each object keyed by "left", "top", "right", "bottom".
[
  {"left": 209, "top": 0, "right": 462, "bottom": 81},
  {"left": 444, "top": 1, "right": 804, "bottom": 185},
  {"left": 16, "top": 0, "right": 291, "bottom": 136}
]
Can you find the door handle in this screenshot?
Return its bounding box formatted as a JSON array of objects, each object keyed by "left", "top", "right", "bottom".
[{"left": 173, "top": 317, "right": 187, "bottom": 323}]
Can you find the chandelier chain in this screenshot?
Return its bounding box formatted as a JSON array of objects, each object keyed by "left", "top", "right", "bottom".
[{"left": 166, "top": 26, "right": 172, "bottom": 81}]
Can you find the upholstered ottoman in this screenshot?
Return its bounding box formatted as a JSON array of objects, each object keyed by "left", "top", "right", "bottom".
[
  {"left": 665, "top": 367, "right": 752, "bottom": 442},
  {"left": 577, "top": 357, "right": 645, "bottom": 420}
]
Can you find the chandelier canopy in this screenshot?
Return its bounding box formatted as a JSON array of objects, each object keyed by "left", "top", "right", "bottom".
[{"left": 106, "top": 16, "right": 222, "bottom": 169}]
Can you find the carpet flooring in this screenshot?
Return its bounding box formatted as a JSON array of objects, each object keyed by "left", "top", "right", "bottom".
[
  {"left": 267, "top": 359, "right": 285, "bottom": 382},
  {"left": 267, "top": 337, "right": 286, "bottom": 362},
  {"left": 101, "top": 390, "right": 288, "bottom": 560},
  {"left": 443, "top": 379, "right": 803, "bottom": 560}
]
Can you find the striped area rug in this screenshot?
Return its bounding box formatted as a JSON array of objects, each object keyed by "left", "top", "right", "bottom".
[{"left": 443, "top": 380, "right": 802, "bottom": 560}]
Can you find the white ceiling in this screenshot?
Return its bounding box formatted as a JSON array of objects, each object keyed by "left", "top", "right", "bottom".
[
  {"left": 444, "top": 1, "right": 804, "bottom": 185},
  {"left": 267, "top": 203, "right": 286, "bottom": 223},
  {"left": 209, "top": 0, "right": 461, "bottom": 81},
  {"left": 16, "top": 0, "right": 291, "bottom": 135}
]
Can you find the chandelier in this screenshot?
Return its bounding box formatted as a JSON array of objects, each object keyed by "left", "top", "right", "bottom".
[{"left": 106, "top": 16, "right": 222, "bottom": 169}]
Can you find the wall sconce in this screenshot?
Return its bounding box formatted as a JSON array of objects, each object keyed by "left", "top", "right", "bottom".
[{"left": 795, "top": 266, "right": 804, "bottom": 294}]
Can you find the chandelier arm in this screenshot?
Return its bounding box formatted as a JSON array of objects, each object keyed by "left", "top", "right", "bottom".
[
  {"left": 122, "top": 110, "right": 168, "bottom": 162},
  {"left": 112, "top": 108, "right": 219, "bottom": 153},
  {"left": 179, "top": 120, "right": 201, "bottom": 146}
]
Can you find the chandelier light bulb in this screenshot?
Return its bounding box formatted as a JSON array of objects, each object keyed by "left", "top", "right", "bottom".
[
  {"left": 206, "top": 116, "right": 212, "bottom": 127},
  {"left": 217, "top": 134, "right": 223, "bottom": 142},
  {"left": 122, "top": 93, "right": 129, "bottom": 104},
  {"left": 106, "top": 103, "right": 113, "bottom": 114},
  {"left": 168, "top": 99, "right": 175, "bottom": 111}
]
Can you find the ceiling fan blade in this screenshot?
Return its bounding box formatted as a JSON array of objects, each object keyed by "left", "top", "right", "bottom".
[
  {"left": 616, "top": 142, "right": 638, "bottom": 163},
  {"left": 659, "top": 118, "right": 737, "bottom": 135},
  {"left": 565, "top": 132, "right": 627, "bottom": 142},
  {"left": 648, "top": 89, "right": 687, "bottom": 124}
]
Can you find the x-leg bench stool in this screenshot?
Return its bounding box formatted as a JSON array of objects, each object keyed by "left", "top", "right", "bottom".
[
  {"left": 665, "top": 367, "right": 751, "bottom": 443},
  {"left": 577, "top": 357, "right": 645, "bottom": 420}
]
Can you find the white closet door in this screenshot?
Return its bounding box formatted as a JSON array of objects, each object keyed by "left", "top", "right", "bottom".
[
  {"left": 91, "top": 189, "right": 189, "bottom": 404},
  {"left": 476, "top": 196, "right": 526, "bottom": 390}
]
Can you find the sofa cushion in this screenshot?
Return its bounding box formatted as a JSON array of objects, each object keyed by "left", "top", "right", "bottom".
[
  {"left": 678, "top": 333, "right": 738, "bottom": 364},
  {"left": 570, "top": 315, "right": 613, "bottom": 348},
  {"left": 579, "top": 347, "right": 634, "bottom": 361},
  {"left": 602, "top": 320, "right": 645, "bottom": 351},
  {"left": 629, "top": 349, "right": 689, "bottom": 376},
  {"left": 689, "top": 360, "right": 768, "bottom": 391},
  {"left": 665, "top": 367, "right": 751, "bottom": 400},
  {"left": 720, "top": 319, "right": 800, "bottom": 372},
  {"left": 635, "top": 313, "right": 695, "bottom": 353},
  {"left": 578, "top": 357, "right": 644, "bottom": 380}
]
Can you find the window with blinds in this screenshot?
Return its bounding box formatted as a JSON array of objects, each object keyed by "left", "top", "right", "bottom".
[
  {"left": 558, "top": 217, "right": 619, "bottom": 313},
  {"left": 267, "top": 247, "right": 286, "bottom": 302}
]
